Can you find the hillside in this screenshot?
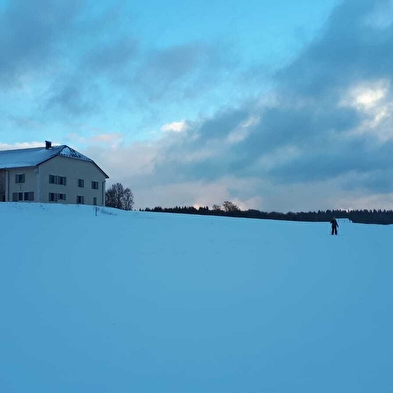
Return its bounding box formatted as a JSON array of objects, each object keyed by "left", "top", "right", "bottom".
[{"left": 1, "top": 203, "right": 392, "bottom": 393}]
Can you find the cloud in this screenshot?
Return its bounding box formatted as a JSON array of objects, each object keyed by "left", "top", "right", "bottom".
[
  {"left": 364, "top": 0, "right": 393, "bottom": 29},
  {"left": 96, "top": 0, "right": 393, "bottom": 211},
  {"left": 131, "top": 42, "right": 236, "bottom": 105},
  {"left": 0, "top": 0, "right": 82, "bottom": 87},
  {"left": 67, "top": 132, "right": 124, "bottom": 148},
  {"left": 0, "top": 0, "right": 246, "bottom": 124},
  {"left": 89, "top": 133, "right": 124, "bottom": 144},
  {"left": 84, "top": 38, "right": 137, "bottom": 74},
  {"left": 340, "top": 79, "right": 393, "bottom": 140},
  {"left": 0, "top": 0, "right": 140, "bottom": 116},
  {"left": 45, "top": 76, "right": 97, "bottom": 116},
  {"left": 4, "top": 0, "right": 393, "bottom": 211},
  {"left": 161, "top": 121, "right": 189, "bottom": 133},
  {"left": 0, "top": 141, "right": 51, "bottom": 150}
]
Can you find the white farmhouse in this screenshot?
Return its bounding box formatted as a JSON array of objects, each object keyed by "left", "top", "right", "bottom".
[{"left": 0, "top": 141, "right": 109, "bottom": 206}]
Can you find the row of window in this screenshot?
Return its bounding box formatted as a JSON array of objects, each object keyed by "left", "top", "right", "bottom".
[
  {"left": 49, "top": 174, "right": 67, "bottom": 185},
  {"left": 12, "top": 192, "right": 34, "bottom": 201},
  {"left": 49, "top": 193, "right": 66, "bottom": 202},
  {"left": 50, "top": 193, "right": 97, "bottom": 205},
  {"left": 78, "top": 179, "right": 99, "bottom": 189},
  {"left": 78, "top": 195, "right": 98, "bottom": 205},
  {"left": 15, "top": 173, "right": 100, "bottom": 190},
  {"left": 12, "top": 192, "right": 98, "bottom": 204}
]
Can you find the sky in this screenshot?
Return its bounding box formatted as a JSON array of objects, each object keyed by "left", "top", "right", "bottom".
[
  {"left": 1, "top": 0, "right": 393, "bottom": 211},
  {"left": 1, "top": 202, "right": 393, "bottom": 392}
]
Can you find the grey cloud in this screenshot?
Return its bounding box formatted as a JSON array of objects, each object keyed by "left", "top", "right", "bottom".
[
  {"left": 42, "top": 3, "right": 138, "bottom": 116},
  {"left": 153, "top": 98, "right": 362, "bottom": 183},
  {"left": 278, "top": 0, "right": 393, "bottom": 97},
  {"left": 345, "top": 168, "right": 393, "bottom": 193},
  {"left": 84, "top": 38, "right": 137, "bottom": 73},
  {"left": 0, "top": 0, "right": 83, "bottom": 87},
  {"left": 2, "top": 0, "right": 240, "bottom": 118},
  {"left": 142, "top": 0, "right": 393, "bottom": 207},
  {"left": 196, "top": 109, "right": 250, "bottom": 142},
  {"left": 45, "top": 77, "right": 96, "bottom": 116},
  {"left": 151, "top": 109, "right": 250, "bottom": 182},
  {"left": 241, "top": 102, "right": 360, "bottom": 156},
  {"left": 0, "top": 0, "right": 139, "bottom": 114},
  {"left": 268, "top": 138, "right": 371, "bottom": 183},
  {"left": 4, "top": 0, "right": 393, "bottom": 210},
  {"left": 132, "top": 42, "right": 235, "bottom": 102}
]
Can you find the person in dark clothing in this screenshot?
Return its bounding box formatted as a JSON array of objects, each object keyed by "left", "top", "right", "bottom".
[{"left": 330, "top": 217, "right": 339, "bottom": 235}]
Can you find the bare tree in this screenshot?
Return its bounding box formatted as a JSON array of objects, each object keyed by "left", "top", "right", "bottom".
[
  {"left": 105, "top": 183, "right": 134, "bottom": 210},
  {"left": 222, "top": 201, "right": 240, "bottom": 213}
]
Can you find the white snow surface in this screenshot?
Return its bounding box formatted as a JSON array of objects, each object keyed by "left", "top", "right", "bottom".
[
  {"left": 0, "top": 145, "right": 92, "bottom": 169},
  {"left": 58, "top": 146, "right": 92, "bottom": 161},
  {"left": 1, "top": 203, "right": 392, "bottom": 393}
]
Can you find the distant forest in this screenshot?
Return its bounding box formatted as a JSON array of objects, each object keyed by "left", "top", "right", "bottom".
[{"left": 141, "top": 202, "right": 393, "bottom": 225}]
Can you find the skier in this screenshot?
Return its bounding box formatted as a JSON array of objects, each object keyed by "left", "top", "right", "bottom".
[{"left": 330, "top": 217, "right": 339, "bottom": 235}]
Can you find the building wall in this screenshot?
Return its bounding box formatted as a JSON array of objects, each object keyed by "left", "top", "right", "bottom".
[
  {"left": 7, "top": 167, "right": 38, "bottom": 202},
  {"left": 0, "top": 170, "right": 6, "bottom": 201},
  {"left": 38, "top": 156, "right": 107, "bottom": 206}
]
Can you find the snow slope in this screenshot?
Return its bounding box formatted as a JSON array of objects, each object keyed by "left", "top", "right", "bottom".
[{"left": 1, "top": 203, "right": 392, "bottom": 393}]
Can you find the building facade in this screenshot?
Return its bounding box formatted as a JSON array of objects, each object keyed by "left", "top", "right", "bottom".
[{"left": 0, "top": 142, "right": 109, "bottom": 206}]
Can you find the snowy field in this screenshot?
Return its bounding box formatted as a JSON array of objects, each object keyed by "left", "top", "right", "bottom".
[{"left": 1, "top": 202, "right": 393, "bottom": 393}]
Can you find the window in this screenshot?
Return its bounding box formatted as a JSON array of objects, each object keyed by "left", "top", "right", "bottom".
[
  {"left": 93, "top": 197, "right": 97, "bottom": 205},
  {"left": 78, "top": 179, "right": 84, "bottom": 188},
  {"left": 49, "top": 193, "right": 66, "bottom": 202},
  {"left": 12, "top": 192, "right": 23, "bottom": 201},
  {"left": 12, "top": 192, "right": 33, "bottom": 202},
  {"left": 15, "top": 174, "right": 25, "bottom": 183},
  {"left": 49, "top": 175, "right": 67, "bottom": 185},
  {"left": 24, "top": 192, "right": 34, "bottom": 201},
  {"left": 77, "top": 195, "right": 84, "bottom": 204},
  {"left": 49, "top": 192, "right": 57, "bottom": 202},
  {"left": 92, "top": 181, "right": 99, "bottom": 190}
]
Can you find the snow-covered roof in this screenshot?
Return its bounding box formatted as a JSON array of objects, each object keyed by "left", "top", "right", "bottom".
[{"left": 0, "top": 145, "right": 109, "bottom": 178}]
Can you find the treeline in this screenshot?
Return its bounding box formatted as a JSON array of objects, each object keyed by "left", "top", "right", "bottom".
[{"left": 141, "top": 203, "right": 393, "bottom": 224}]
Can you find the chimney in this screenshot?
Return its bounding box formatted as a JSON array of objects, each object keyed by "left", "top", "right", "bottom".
[{"left": 45, "top": 140, "right": 52, "bottom": 149}]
